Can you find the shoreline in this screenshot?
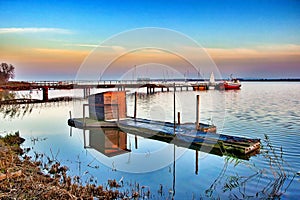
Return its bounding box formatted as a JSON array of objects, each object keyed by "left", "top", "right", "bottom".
[{"left": 0, "top": 132, "right": 142, "bottom": 199}]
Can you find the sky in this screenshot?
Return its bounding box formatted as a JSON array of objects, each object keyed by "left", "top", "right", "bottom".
[{"left": 0, "top": 0, "right": 300, "bottom": 80}]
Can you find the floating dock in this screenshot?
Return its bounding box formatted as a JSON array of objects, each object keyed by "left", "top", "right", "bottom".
[
  {"left": 68, "top": 91, "right": 260, "bottom": 157},
  {"left": 68, "top": 117, "right": 260, "bottom": 156}
]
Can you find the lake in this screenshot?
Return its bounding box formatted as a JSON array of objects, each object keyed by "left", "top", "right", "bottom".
[{"left": 1, "top": 82, "right": 300, "bottom": 199}]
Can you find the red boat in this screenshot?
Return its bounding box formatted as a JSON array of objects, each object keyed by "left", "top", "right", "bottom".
[{"left": 216, "top": 78, "right": 241, "bottom": 90}]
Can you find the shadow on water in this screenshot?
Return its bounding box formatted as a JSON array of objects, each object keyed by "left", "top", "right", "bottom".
[
  {"left": 77, "top": 126, "right": 259, "bottom": 162},
  {"left": 0, "top": 89, "right": 78, "bottom": 119},
  {"left": 205, "top": 134, "right": 296, "bottom": 199},
  {"left": 0, "top": 90, "right": 33, "bottom": 119}
]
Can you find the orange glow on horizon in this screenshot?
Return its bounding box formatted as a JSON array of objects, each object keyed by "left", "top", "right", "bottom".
[{"left": 1, "top": 44, "right": 300, "bottom": 79}]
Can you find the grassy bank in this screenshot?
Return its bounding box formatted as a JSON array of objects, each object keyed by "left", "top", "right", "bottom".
[{"left": 0, "top": 132, "right": 140, "bottom": 199}]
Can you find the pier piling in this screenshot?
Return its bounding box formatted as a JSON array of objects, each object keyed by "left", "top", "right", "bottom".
[
  {"left": 42, "top": 87, "right": 48, "bottom": 101},
  {"left": 196, "top": 95, "right": 200, "bottom": 129},
  {"left": 134, "top": 91, "right": 137, "bottom": 119},
  {"left": 173, "top": 83, "right": 176, "bottom": 134}
]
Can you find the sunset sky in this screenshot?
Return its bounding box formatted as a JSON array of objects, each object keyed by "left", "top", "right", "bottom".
[{"left": 1, "top": 0, "right": 300, "bottom": 80}]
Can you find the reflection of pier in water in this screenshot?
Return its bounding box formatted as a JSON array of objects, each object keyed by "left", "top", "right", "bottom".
[
  {"left": 0, "top": 98, "right": 81, "bottom": 119},
  {"left": 78, "top": 127, "right": 179, "bottom": 196},
  {"left": 76, "top": 127, "right": 258, "bottom": 176},
  {"left": 70, "top": 117, "right": 260, "bottom": 159},
  {"left": 0, "top": 96, "right": 81, "bottom": 105}
]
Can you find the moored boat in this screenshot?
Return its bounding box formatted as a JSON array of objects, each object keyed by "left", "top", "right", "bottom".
[{"left": 216, "top": 76, "right": 241, "bottom": 90}]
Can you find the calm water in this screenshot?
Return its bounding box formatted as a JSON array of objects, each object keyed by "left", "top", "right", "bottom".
[{"left": 1, "top": 82, "right": 300, "bottom": 199}]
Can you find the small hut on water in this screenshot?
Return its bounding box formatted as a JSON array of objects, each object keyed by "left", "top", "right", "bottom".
[{"left": 88, "top": 91, "right": 127, "bottom": 121}]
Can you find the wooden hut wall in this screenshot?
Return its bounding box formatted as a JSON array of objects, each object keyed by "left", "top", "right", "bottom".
[{"left": 88, "top": 91, "right": 126, "bottom": 121}]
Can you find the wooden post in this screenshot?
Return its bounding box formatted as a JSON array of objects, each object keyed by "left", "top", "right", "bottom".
[
  {"left": 83, "top": 88, "right": 90, "bottom": 98},
  {"left": 83, "top": 104, "right": 86, "bottom": 127},
  {"left": 42, "top": 87, "right": 48, "bottom": 101},
  {"left": 196, "top": 95, "right": 200, "bottom": 129},
  {"left": 135, "top": 135, "right": 138, "bottom": 149},
  {"left": 173, "top": 83, "right": 176, "bottom": 134},
  {"left": 177, "top": 112, "right": 181, "bottom": 125},
  {"left": 134, "top": 91, "right": 137, "bottom": 119}
]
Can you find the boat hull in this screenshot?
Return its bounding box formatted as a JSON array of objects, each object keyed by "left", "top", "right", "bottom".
[
  {"left": 224, "top": 83, "right": 241, "bottom": 90},
  {"left": 216, "top": 82, "right": 241, "bottom": 90}
]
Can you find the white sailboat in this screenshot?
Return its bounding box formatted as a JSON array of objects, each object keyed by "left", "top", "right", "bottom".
[{"left": 208, "top": 72, "right": 216, "bottom": 89}]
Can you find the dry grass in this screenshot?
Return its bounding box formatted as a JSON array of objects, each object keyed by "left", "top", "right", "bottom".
[{"left": 0, "top": 133, "right": 131, "bottom": 199}]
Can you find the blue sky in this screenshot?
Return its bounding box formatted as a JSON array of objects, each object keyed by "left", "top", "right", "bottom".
[{"left": 1, "top": 0, "right": 300, "bottom": 80}]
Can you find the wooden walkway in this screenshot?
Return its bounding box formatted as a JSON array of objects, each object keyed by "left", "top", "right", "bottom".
[
  {"left": 0, "top": 80, "right": 208, "bottom": 90},
  {"left": 1, "top": 80, "right": 210, "bottom": 101},
  {"left": 68, "top": 117, "right": 260, "bottom": 156}
]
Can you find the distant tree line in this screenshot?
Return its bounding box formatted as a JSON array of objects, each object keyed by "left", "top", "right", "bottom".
[{"left": 0, "top": 63, "right": 15, "bottom": 83}]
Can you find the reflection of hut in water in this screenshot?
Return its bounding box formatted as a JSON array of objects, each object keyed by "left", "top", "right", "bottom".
[
  {"left": 88, "top": 91, "right": 127, "bottom": 121},
  {"left": 87, "top": 128, "right": 131, "bottom": 157}
]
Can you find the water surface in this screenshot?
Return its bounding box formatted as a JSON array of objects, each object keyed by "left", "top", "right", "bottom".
[{"left": 1, "top": 82, "right": 299, "bottom": 199}]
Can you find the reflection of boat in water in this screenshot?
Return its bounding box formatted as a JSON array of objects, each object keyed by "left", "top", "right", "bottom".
[{"left": 216, "top": 75, "right": 241, "bottom": 90}]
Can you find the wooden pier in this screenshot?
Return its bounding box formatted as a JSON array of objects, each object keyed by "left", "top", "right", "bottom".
[
  {"left": 68, "top": 117, "right": 260, "bottom": 156},
  {"left": 0, "top": 80, "right": 210, "bottom": 101},
  {"left": 67, "top": 90, "right": 260, "bottom": 157}
]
